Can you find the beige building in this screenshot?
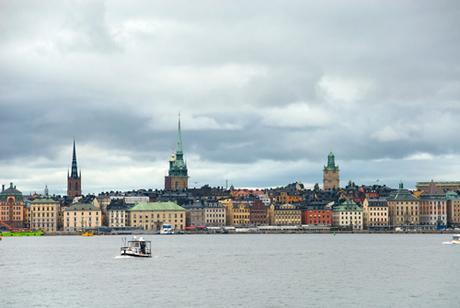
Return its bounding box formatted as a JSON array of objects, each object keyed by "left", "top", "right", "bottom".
[
  {"left": 332, "top": 200, "right": 363, "bottom": 230},
  {"left": 362, "top": 198, "right": 388, "bottom": 229},
  {"left": 128, "top": 201, "right": 185, "bottom": 231},
  {"left": 419, "top": 195, "right": 447, "bottom": 227},
  {"left": 107, "top": 201, "right": 129, "bottom": 228},
  {"left": 30, "top": 199, "right": 60, "bottom": 233},
  {"left": 0, "top": 183, "right": 25, "bottom": 229},
  {"left": 387, "top": 183, "right": 419, "bottom": 227},
  {"left": 204, "top": 202, "right": 226, "bottom": 226},
  {"left": 269, "top": 203, "right": 302, "bottom": 226},
  {"left": 63, "top": 203, "right": 102, "bottom": 232}
]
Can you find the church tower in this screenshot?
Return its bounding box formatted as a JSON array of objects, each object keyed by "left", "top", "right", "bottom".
[
  {"left": 323, "top": 152, "right": 340, "bottom": 190},
  {"left": 67, "top": 140, "right": 82, "bottom": 197},
  {"left": 165, "top": 115, "right": 189, "bottom": 191}
]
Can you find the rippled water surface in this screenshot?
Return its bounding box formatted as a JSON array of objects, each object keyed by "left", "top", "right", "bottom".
[{"left": 1, "top": 234, "right": 459, "bottom": 307}]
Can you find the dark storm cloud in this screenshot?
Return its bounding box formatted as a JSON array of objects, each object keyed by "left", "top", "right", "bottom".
[{"left": 0, "top": 0, "right": 460, "bottom": 191}]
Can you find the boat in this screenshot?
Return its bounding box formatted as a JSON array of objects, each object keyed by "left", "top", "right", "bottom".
[
  {"left": 120, "top": 236, "right": 152, "bottom": 257},
  {"left": 81, "top": 231, "right": 94, "bottom": 237},
  {"left": 443, "top": 234, "right": 460, "bottom": 245},
  {"left": 160, "top": 224, "right": 174, "bottom": 235}
]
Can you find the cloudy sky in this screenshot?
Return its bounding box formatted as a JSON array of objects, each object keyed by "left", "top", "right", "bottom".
[{"left": 1, "top": 0, "right": 459, "bottom": 194}]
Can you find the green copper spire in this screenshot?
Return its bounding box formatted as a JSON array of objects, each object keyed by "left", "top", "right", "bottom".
[
  {"left": 168, "top": 113, "right": 188, "bottom": 177},
  {"left": 325, "top": 152, "right": 339, "bottom": 171}
]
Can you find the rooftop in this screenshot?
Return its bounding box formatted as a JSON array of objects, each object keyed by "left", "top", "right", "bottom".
[{"left": 129, "top": 201, "right": 185, "bottom": 212}]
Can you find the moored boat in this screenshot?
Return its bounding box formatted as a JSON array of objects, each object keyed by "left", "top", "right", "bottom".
[
  {"left": 120, "top": 236, "right": 152, "bottom": 257},
  {"left": 81, "top": 231, "right": 94, "bottom": 237},
  {"left": 160, "top": 224, "right": 174, "bottom": 235}
]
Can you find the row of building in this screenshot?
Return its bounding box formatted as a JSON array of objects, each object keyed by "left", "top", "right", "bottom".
[{"left": 2, "top": 180, "right": 460, "bottom": 233}]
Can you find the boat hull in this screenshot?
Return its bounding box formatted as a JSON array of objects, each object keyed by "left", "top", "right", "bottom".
[{"left": 120, "top": 251, "right": 152, "bottom": 258}]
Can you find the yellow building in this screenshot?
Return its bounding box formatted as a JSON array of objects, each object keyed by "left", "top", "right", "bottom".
[
  {"left": 269, "top": 203, "right": 302, "bottom": 226},
  {"left": 446, "top": 192, "right": 460, "bottom": 227},
  {"left": 232, "top": 201, "right": 250, "bottom": 226},
  {"left": 30, "top": 199, "right": 60, "bottom": 233},
  {"left": 387, "top": 183, "right": 419, "bottom": 227},
  {"left": 128, "top": 201, "right": 185, "bottom": 231},
  {"left": 274, "top": 192, "right": 303, "bottom": 204},
  {"left": 63, "top": 203, "right": 102, "bottom": 232},
  {"left": 362, "top": 198, "right": 388, "bottom": 229},
  {"left": 220, "top": 199, "right": 234, "bottom": 226}
]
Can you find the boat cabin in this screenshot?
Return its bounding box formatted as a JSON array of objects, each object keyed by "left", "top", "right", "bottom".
[{"left": 120, "top": 236, "right": 152, "bottom": 257}]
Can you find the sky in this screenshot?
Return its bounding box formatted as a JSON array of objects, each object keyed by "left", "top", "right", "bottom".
[{"left": 1, "top": 0, "right": 460, "bottom": 194}]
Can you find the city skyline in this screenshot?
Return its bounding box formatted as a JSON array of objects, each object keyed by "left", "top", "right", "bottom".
[{"left": 1, "top": 1, "right": 460, "bottom": 193}]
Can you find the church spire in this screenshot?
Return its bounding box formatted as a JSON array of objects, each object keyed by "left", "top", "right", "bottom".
[
  {"left": 176, "top": 113, "right": 183, "bottom": 156},
  {"left": 71, "top": 139, "right": 79, "bottom": 179}
]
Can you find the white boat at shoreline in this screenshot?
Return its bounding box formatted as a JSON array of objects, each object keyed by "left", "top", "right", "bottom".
[
  {"left": 160, "top": 224, "right": 174, "bottom": 235},
  {"left": 443, "top": 234, "right": 460, "bottom": 245}
]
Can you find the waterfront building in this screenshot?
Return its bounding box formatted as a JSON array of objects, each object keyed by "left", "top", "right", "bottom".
[
  {"left": 67, "top": 140, "right": 82, "bottom": 198},
  {"left": 184, "top": 201, "right": 206, "bottom": 227},
  {"left": 416, "top": 181, "right": 460, "bottom": 193},
  {"left": 232, "top": 201, "right": 251, "bottom": 226},
  {"left": 29, "top": 199, "right": 59, "bottom": 233},
  {"left": 446, "top": 192, "right": 460, "bottom": 227},
  {"left": 165, "top": 116, "right": 188, "bottom": 191},
  {"left": 387, "top": 183, "right": 419, "bottom": 227},
  {"left": 362, "top": 198, "right": 389, "bottom": 229},
  {"left": 302, "top": 204, "right": 332, "bottom": 226},
  {"left": 332, "top": 200, "right": 363, "bottom": 230},
  {"left": 269, "top": 203, "right": 302, "bottom": 226},
  {"left": 249, "top": 199, "right": 269, "bottom": 225},
  {"left": 419, "top": 194, "right": 447, "bottom": 227},
  {"left": 63, "top": 203, "right": 101, "bottom": 232},
  {"left": 128, "top": 201, "right": 185, "bottom": 231},
  {"left": 0, "top": 183, "right": 25, "bottom": 229},
  {"left": 323, "top": 152, "right": 340, "bottom": 190},
  {"left": 107, "top": 199, "right": 130, "bottom": 228},
  {"left": 220, "top": 199, "right": 234, "bottom": 226},
  {"left": 204, "top": 201, "right": 226, "bottom": 226}
]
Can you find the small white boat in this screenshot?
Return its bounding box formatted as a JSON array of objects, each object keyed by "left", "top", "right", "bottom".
[
  {"left": 120, "top": 236, "right": 152, "bottom": 257},
  {"left": 160, "top": 224, "right": 174, "bottom": 235},
  {"left": 443, "top": 234, "right": 460, "bottom": 245}
]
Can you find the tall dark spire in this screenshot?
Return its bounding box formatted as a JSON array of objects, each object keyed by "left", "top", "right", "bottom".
[
  {"left": 176, "top": 113, "right": 183, "bottom": 157},
  {"left": 71, "top": 139, "right": 79, "bottom": 179}
]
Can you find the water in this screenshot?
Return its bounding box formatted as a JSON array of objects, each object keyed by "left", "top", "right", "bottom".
[{"left": 1, "top": 234, "right": 459, "bottom": 308}]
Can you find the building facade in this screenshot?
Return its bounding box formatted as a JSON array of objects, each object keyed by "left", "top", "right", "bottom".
[
  {"left": 128, "top": 201, "right": 186, "bottom": 231},
  {"left": 269, "top": 203, "right": 302, "bottom": 226},
  {"left": 387, "top": 183, "right": 419, "bottom": 227},
  {"left": 419, "top": 194, "right": 447, "bottom": 227},
  {"left": 165, "top": 116, "right": 188, "bottom": 190},
  {"left": 232, "top": 201, "right": 251, "bottom": 226},
  {"left": 416, "top": 181, "right": 460, "bottom": 193},
  {"left": 362, "top": 198, "right": 389, "bottom": 229},
  {"left": 0, "top": 183, "right": 25, "bottom": 229},
  {"left": 323, "top": 152, "right": 340, "bottom": 190},
  {"left": 29, "top": 199, "right": 59, "bottom": 233},
  {"left": 302, "top": 205, "right": 332, "bottom": 226},
  {"left": 446, "top": 192, "right": 460, "bottom": 227},
  {"left": 107, "top": 200, "right": 130, "bottom": 228},
  {"left": 67, "top": 140, "right": 82, "bottom": 198},
  {"left": 249, "top": 200, "right": 269, "bottom": 225},
  {"left": 63, "top": 203, "right": 101, "bottom": 232},
  {"left": 332, "top": 200, "right": 363, "bottom": 230},
  {"left": 184, "top": 201, "right": 206, "bottom": 227},
  {"left": 204, "top": 201, "right": 226, "bottom": 226}
]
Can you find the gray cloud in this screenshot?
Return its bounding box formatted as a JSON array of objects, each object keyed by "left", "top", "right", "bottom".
[{"left": 0, "top": 0, "right": 460, "bottom": 193}]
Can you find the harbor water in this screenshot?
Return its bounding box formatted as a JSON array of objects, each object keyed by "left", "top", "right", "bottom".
[{"left": 1, "top": 234, "right": 459, "bottom": 307}]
